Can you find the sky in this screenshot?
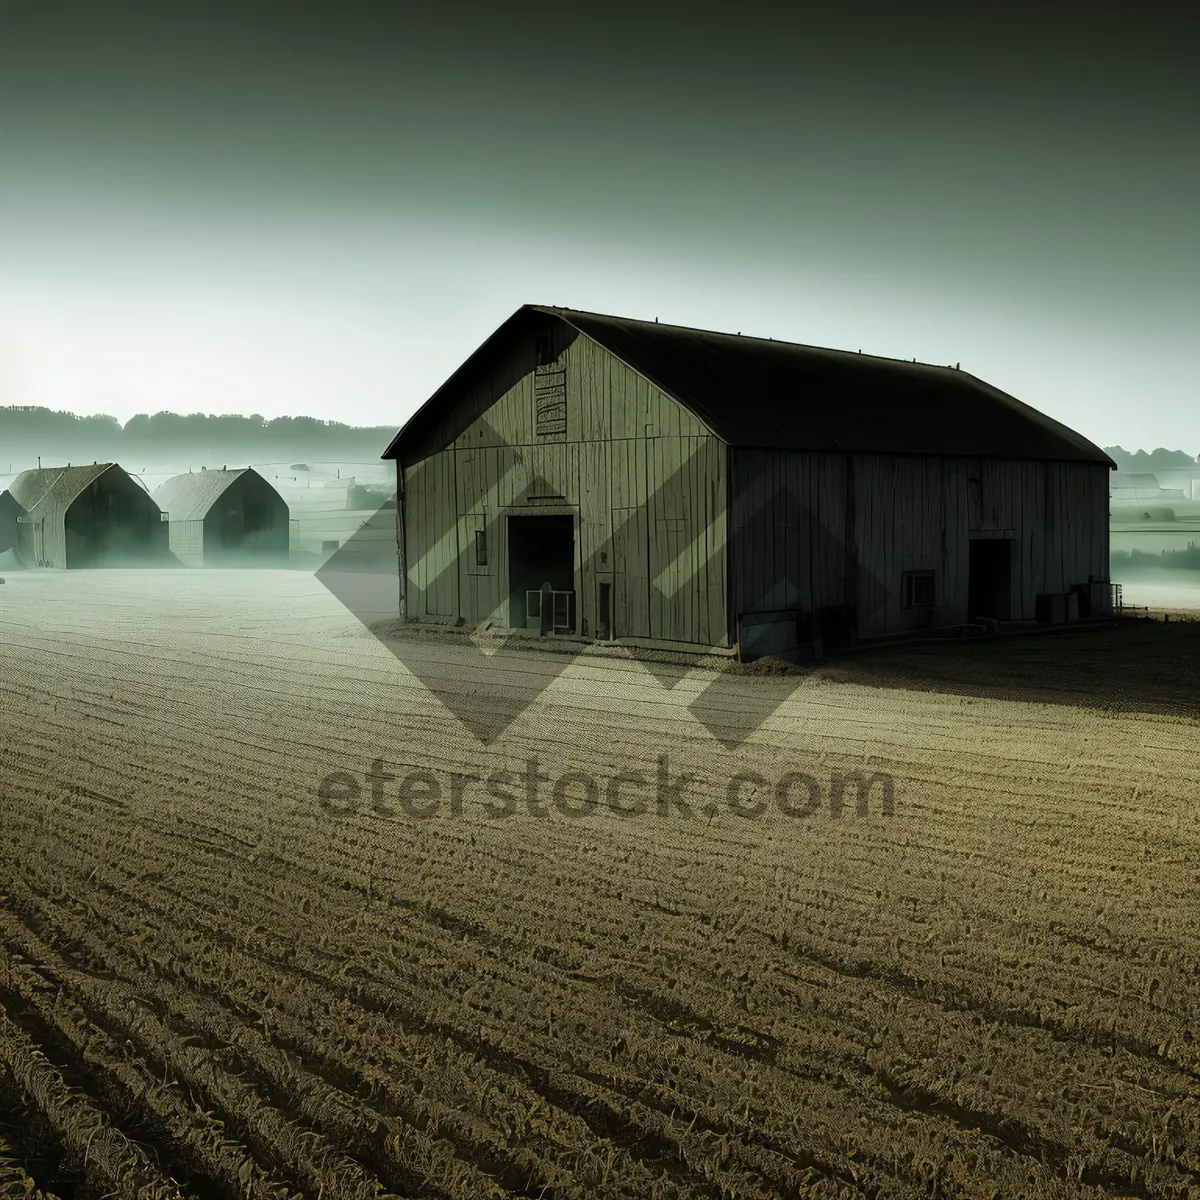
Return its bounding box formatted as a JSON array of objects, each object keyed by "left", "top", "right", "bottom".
[{"left": 0, "top": 1, "right": 1196, "bottom": 451}]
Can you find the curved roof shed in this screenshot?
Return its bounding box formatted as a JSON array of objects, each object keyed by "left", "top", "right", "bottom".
[
  {"left": 9, "top": 463, "right": 169, "bottom": 568},
  {"left": 152, "top": 467, "right": 289, "bottom": 566}
]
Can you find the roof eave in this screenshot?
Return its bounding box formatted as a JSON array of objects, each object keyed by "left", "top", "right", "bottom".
[
  {"left": 382, "top": 305, "right": 543, "bottom": 462},
  {"left": 383, "top": 305, "right": 1116, "bottom": 470}
]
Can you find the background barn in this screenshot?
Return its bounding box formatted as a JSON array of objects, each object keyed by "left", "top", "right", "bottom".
[
  {"left": 386, "top": 305, "right": 1115, "bottom": 656},
  {"left": 8, "top": 463, "right": 170, "bottom": 570},
  {"left": 152, "top": 467, "right": 290, "bottom": 567}
]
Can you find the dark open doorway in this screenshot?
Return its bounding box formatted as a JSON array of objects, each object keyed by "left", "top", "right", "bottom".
[
  {"left": 597, "top": 580, "right": 612, "bottom": 640},
  {"left": 968, "top": 538, "right": 1012, "bottom": 620},
  {"left": 64, "top": 482, "right": 162, "bottom": 568},
  {"left": 207, "top": 491, "right": 286, "bottom": 565},
  {"left": 508, "top": 514, "right": 575, "bottom": 631}
]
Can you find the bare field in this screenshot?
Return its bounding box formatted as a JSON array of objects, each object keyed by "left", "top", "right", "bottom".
[
  {"left": 1118, "top": 576, "right": 1200, "bottom": 620},
  {"left": 1, "top": 569, "right": 1199, "bottom": 1199}
]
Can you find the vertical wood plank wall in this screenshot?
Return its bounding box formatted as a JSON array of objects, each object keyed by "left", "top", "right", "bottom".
[
  {"left": 402, "top": 332, "right": 730, "bottom": 646},
  {"left": 731, "top": 450, "right": 1111, "bottom": 639},
  {"left": 401, "top": 325, "right": 1109, "bottom": 647}
]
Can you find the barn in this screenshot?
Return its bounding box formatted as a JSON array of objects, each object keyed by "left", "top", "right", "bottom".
[
  {"left": 9, "top": 463, "right": 170, "bottom": 569},
  {"left": 151, "top": 468, "right": 290, "bottom": 567},
  {"left": 383, "top": 306, "right": 1115, "bottom": 657}
]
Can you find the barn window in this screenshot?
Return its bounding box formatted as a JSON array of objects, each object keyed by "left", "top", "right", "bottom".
[
  {"left": 535, "top": 336, "right": 553, "bottom": 366},
  {"left": 903, "top": 570, "right": 935, "bottom": 608},
  {"left": 968, "top": 475, "right": 983, "bottom": 524},
  {"left": 475, "top": 528, "right": 487, "bottom": 566},
  {"left": 534, "top": 359, "right": 567, "bottom": 437}
]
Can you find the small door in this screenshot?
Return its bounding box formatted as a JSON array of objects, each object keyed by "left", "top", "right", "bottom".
[
  {"left": 597, "top": 580, "right": 612, "bottom": 640},
  {"left": 968, "top": 538, "right": 1012, "bottom": 620}
]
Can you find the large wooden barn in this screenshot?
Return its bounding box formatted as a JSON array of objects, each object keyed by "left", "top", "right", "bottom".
[
  {"left": 9, "top": 463, "right": 170, "bottom": 569},
  {"left": 383, "top": 306, "right": 1115, "bottom": 657},
  {"left": 152, "top": 468, "right": 290, "bottom": 567}
]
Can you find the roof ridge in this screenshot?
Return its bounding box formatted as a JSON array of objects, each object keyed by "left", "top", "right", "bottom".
[
  {"left": 11, "top": 462, "right": 115, "bottom": 511},
  {"left": 539, "top": 305, "right": 963, "bottom": 374}
]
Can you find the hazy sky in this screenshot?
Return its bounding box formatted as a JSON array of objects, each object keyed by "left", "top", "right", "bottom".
[{"left": 1, "top": 1, "right": 1196, "bottom": 451}]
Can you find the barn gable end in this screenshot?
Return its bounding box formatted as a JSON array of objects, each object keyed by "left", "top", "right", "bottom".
[{"left": 394, "top": 312, "right": 729, "bottom": 647}]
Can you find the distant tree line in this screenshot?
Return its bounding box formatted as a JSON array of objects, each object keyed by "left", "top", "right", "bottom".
[
  {"left": 0, "top": 406, "right": 396, "bottom": 472},
  {"left": 2, "top": 406, "right": 1196, "bottom": 478},
  {"left": 1112, "top": 545, "right": 1200, "bottom": 572},
  {"left": 1104, "top": 446, "right": 1199, "bottom": 472}
]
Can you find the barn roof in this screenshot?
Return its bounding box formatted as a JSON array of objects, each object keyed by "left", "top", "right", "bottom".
[
  {"left": 152, "top": 468, "right": 256, "bottom": 522},
  {"left": 383, "top": 305, "right": 1115, "bottom": 467},
  {"left": 9, "top": 463, "right": 124, "bottom": 514}
]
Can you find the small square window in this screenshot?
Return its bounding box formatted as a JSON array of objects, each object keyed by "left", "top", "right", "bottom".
[
  {"left": 903, "top": 570, "right": 935, "bottom": 608},
  {"left": 475, "top": 529, "right": 487, "bottom": 567}
]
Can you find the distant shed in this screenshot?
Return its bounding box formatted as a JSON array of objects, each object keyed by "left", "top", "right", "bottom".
[
  {"left": 151, "top": 468, "right": 290, "bottom": 566},
  {"left": 9, "top": 463, "right": 170, "bottom": 568}
]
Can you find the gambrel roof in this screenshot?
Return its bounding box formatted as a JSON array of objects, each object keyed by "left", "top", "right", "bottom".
[{"left": 383, "top": 305, "right": 1115, "bottom": 468}]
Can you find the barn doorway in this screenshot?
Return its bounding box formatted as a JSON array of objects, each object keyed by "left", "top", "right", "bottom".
[
  {"left": 968, "top": 538, "right": 1012, "bottom": 620},
  {"left": 64, "top": 485, "right": 158, "bottom": 568},
  {"left": 210, "top": 495, "right": 268, "bottom": 562},
  {"left": 508, "top": 514, "right": 575, "bottom": 632}
]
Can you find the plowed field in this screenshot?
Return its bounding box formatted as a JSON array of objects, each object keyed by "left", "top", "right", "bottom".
[{"left": 1, "top": 570, "right": 1197, "bottom": 1199}]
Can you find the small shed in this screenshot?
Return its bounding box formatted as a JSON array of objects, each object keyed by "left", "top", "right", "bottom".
[
  {"left": 151, "top": 467, "right": 290, "bottom": 566},
  {"left": 9, "top": 463, "right": 170, "bottom": 569}
]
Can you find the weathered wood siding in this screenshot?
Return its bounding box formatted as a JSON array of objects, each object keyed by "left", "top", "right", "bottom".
[
  {"left": 730, "top": 450, "right": 1111, "bottom": 639},
  {"left": 402, "top": 331, "right": 730, "bottom": 646}
]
